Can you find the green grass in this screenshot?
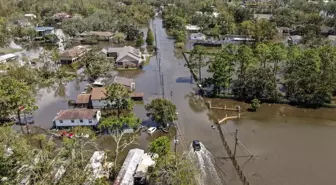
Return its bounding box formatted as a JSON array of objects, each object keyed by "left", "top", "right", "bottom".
[{"left": 0, "top": 48, "right": 22, "bottom": 54}]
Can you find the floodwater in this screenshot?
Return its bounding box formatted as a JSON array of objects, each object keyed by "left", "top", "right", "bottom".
[{"left": 30, "top": 17, "right": 336, "bottom": 185}]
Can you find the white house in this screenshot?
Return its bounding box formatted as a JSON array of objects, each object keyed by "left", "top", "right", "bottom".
[
  {"left": 190, "top": 33, "right": 206, "bottom": 40},
  {"left": 53, "top": 109, "right": 101, "bottom": 127}
]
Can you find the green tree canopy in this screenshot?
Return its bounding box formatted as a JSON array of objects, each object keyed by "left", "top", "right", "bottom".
[
  {"left": 146, "top": 28, "right": 154, "bottom": 45},
  {"left": 148, "top": 136, "right": 171, "bottom": 157},
  {"left": 145, "top": 98, "right": 177, "bottom": 128}
]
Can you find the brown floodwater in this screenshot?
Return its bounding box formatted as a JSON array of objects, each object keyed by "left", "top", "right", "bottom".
[{"left": 30, "top": 17, "right": 336, "bottom": 185}]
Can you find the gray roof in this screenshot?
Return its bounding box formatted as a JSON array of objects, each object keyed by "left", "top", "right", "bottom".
[
  {"left": 191, "top": 33, "right": 205, "bottom": 37},
  {"left": 107, "top": 46, "right": 141, "bottom": 62},
  {"left": 253, "top": 14, "right": 273, "bottom": 20},
  {"left": 113, "top": 76, "right": 134, "bottom": 87},
  {"left": 289, "top": 35, "right": 302, "bottom": 41}
]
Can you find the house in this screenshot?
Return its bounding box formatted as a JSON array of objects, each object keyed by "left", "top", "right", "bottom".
[
  {"left": 114, "top": 149, "right": 157, "bottom": 185},
  {"left": 90, "top": 87, "right": 110, "bottom": 109},
  {"left": 288, "top": 35, "right": 302, "bottom": 45},
  {"left": 113, "top": 76, "right": 135, "bottom": 91},
  {"left": 107, "top": 46, "right": 143, "bottom": 68},
  {"left": 0, "top": 54, "right": 18, "bottom": 64},
  {"left": 79, "top": 31, "right": 114, "bottom": 41},
  {"left": 253, "top": 13, "right": 272, "bottom": 20},
  {"left": 90, "top": 87, "right": 142, "bottom": 108},
  {"left": 53, "top": 109, "right": 101, "bottom": 127},
  {"left": 190, "top": 33, "right": 206, "bottom": 40},
  {"left": 75, "top": 94, "right": 91, "bottom": 108},
  {"left": 186, "top": 24, "right": 201, "bottom": 32},
  {"left": 35, "top": 26, "right": 54, "bottom": 39},
  {"left": 59, "top": 45, "right": 90, "bottom": 64}
]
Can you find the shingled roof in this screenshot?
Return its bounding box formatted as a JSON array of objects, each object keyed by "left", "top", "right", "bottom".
[
  {"left": 76, "top": 94, "right": 91, "bottom": 104},
  {"left": 54, "top": 109, "right": 98, "bottom": 120},
  {"left": 91, "top": 87, "right": 107, "bottom": 100}
]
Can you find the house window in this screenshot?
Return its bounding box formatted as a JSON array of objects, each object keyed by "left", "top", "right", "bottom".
[
  {"left": 60, "top": 120, "right": 63, "bottom": 123},
  {"left": 117, "top": 62, "right": 123, "bottom": 66},
  {"left": 71, "top": 120, "right": 74, "bottom": 123},
  {"left": 89, "top": 120, "right": 92, "bottom": 124},
  {"left": 80, "top": 119, "right": 83, "bottom": 123}
]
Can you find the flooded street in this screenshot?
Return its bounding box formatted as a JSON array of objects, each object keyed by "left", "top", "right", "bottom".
[{"left": 31, "top": 17, "right": 336, "bottom": 185}]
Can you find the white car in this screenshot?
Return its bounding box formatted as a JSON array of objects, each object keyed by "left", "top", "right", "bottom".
[{"left": 147, "top": 127, "right": 157, "bottom": 134}]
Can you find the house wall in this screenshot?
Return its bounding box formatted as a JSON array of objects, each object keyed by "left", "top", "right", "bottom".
[
  {"left": 55, "top": 119, "right": 97, "bottom": 127},
  {"left": 91, "top": 100, "right": 115, "bottom": 109},
  {"left": 107, "top": 52, "right": 118, "bottom": 58},
  {"left": 54, "top": 111, "right": 101, "bottom": 127},
  {"left": 116, "top": 55, "right": 140, "bottom": 68}
]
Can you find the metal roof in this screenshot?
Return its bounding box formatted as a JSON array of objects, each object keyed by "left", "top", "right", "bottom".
[
  {"left": 0, "top": 54, "right": 17, "bottom": 62},
  {"left": 54, "top": 109, "right": 98, "bottom": 120},
  {"left": 35, "top": 26, "right": 54, "bottom": 31}
]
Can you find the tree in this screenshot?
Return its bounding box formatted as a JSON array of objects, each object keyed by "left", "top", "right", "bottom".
[
  {"left": 0, "top": 77, "right": 37, "bottom": 125},
  {"left": 120, "top": 24, "right": 141, "bottom": 41},
  {"left": 99, "top": 114, "right": 141, "bottom": 165},
  {"left": 148, "top": 137, "right": 198, "bottom": 185},
  {"left": 238, "top": 20, "right": 254, "bottom": 38},
  {"left": 251, "top": 98, "right": 261, "bottom": 112},
  {"left": 270, "top": 43, "right": 287, "bottom": 100},
  {"left": 113, "top": 32, "right": 126, "bottom": 44},
  {"left": 136, "top": 35, "right": 144, "bottom": 47},
  {"left": 105, "top": 84, "right": 132, "bottom": 118},
  {"left": 255, "top": 43, "right": 271, "bottom": 68},
  {"left": 208, "top": 48, "right": 234, "bottom": 96},
  {"left": 233, "top": 45, "right": 257, "bottom": 100},
  {"left": 146, "top": 28, "right": 154, "bottom": 45},
  {"left": 145, "top": 98, "right": 177, "bottom": 128},
  {"left": 149, "top": 136, "right": 171, "bottom": 157},
  {"left": 81, "top": 50, "right": 114, "bottom": 80},
  {"left": 189, "top": 45, "right": 207, "bottom": 82},
  {"left": 245, "top": 67, "right": 277, "bottom": 101},
  {"left": 234, "top": 7, "right": 253, "bottom": 23},
  {"left": 284, "top": 49, "right": 329, "bottom": 106}
]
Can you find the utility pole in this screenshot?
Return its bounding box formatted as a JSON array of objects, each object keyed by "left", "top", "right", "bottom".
[{"left": 233, "top": 129, "right": 238, "bottom": 158}]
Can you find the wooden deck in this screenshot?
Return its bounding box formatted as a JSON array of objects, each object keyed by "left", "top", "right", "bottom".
[{"left": 131, "top": 92, "right": 144, "bottom": 101}]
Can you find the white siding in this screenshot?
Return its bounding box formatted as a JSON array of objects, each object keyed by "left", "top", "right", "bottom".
[
  {"left": 92, "top": 100, "right": 107, "bottom": 109},
  {"left": 54, "top": 111, "right": 101, "bottom": 127},
  {"left": 55, "top": 118, "right": 98, "bottom": 127}
]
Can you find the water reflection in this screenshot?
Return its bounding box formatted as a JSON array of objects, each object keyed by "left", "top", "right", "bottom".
[{"left": 185, "top": 92, "right": 208, "bottom": 113}]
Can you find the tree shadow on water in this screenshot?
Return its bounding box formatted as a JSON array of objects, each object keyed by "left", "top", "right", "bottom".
[{"left": 185, "top": 92, "right": 208, "bottom": 113}]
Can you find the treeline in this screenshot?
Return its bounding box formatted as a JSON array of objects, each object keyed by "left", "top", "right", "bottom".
[
  {"left": 0, "top": 0, "right": 155, "bottom": 46},
  {"left": 190, "top": 43, "right": 336, "bottom": 107}
]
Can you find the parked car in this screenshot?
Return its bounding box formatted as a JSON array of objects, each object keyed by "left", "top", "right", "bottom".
[
  {"left": 147, "top": 127, "right": 157, "bottom": 134},
  {"left": 60, "top": 131, "right": 74, "bottom": 139},
  {"left": 192, "top": 140, "right": 201, "bottom": 151}
]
